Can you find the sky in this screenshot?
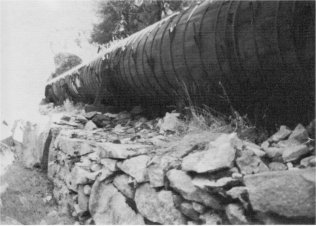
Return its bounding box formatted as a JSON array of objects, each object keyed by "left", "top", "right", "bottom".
[{"left": 0, "top": 0, "right": 99, "bottom": 135}]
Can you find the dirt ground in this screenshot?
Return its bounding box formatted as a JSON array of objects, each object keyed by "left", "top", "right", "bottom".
[{"left": 0, "top": 159, "right": 74, "bottom": 225}]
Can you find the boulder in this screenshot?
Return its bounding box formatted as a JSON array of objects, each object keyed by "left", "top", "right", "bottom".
[
  {"left": 288, "top": 124, "right": 309, "bottom": 143},
  {"left": 236, "top": 149, "right": 269, "bottom": 175},
  {"left": 270, "top": 126, "right": 292, "bottom": 142},
  {"left": 89, "top": 179, "right": 144, "bottom": 225},
  {"left": 147, "top": 164, "right": 166, "bottom": 187},
  {"left": 263, "top": 146, "right": 285, "bottom": 159},
  {"left": 96, "top": 143, "right": 150, "bottom": 159},
  {"left": 118, "top": 155, "right": 150, "bottom": 183},
  {"left": 182, "top": 133, "right": 237, "bottom": 173},
  {"left": 225, "top": 203, "right": 248, "bottom": 225},
  {"left": 244, "top": 168, "right": 315, "bottom": 218},
  {"left": 282, "top": 144, "right": 310, "bottom": 162},
  {"left": 113, "top": 174, "right": 135, "bottom": 199},
  {"left": 135, "top": 183, "right": 186, "bottom": 224},
  {"left": 179, "top": 202, "right": 200, "bottom": 221},
  {"left": 166, "top": 169, "right": 222, "bottom": 209}
]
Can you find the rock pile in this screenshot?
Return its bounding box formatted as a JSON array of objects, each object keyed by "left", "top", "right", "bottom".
[{"left": 35, "top": 107, "right": 316, "bottom": 224}]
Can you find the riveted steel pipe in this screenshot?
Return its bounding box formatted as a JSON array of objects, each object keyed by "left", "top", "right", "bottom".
[{"left": 45, "top": 0, "right": 315, "bottom": 125}]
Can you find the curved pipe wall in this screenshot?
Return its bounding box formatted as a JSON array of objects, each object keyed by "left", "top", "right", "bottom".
[{"left": 46, "top": 0, "right": 315, "bottom": 125}]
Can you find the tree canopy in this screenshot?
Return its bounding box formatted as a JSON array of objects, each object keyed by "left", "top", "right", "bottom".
[
  {"left": 48, "top": 52, "right": 82, "bottom": 81},
  {"left": 90, "top": 0, "right": 199, "bottom": 45}
]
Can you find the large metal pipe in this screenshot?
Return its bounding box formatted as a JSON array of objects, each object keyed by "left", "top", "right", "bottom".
[{"left": 45, "top": 0, "right": 315, "bottom": 125}]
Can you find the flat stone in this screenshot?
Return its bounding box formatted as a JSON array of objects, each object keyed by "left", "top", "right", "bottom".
[
  {"left": 192, "top": 176, "right": 238, "bottom": 188},
  {"left": 225, "top": 203, "right": 248, "bottom": 225},
  {"left": 288, "top": 124, "right": 309, "bottom": 143},
  {"left": 236, "top": 149, "right": 269, "bottom": 175},
  {"left": 182, "top": 133, "right": 237, "bottom": 173},
  {"left": 263, "top": 146, "right": 285, "bottom": 159},
  {"left": 179, "top": 202, "right": 200, "bottom": 221},
  {"left": 147, "top": 164, "right": 165, "bottom": 187},
  {"left": 113, "top": 174, "right": 135, "bottom": 199},
  {"left": 282, "top": 144, "right": 310, "bottom": 162},
  {"left": 271, "top": 125, "right": 292, "bottom": 142},
  {"left": 243, "top": 141, "right": 266, "bottom": 157},
  {"left": 55, "top": 136, "right": 94, "bottom": 156},
  {"left": 100, "top": 158, "right": 117, "bottom": 171},
  {"left": 89, "top": 180, "right": 144, "bottom": 225},
  {"left": 268, "top": 162, "right": 287, "bottom": 171},
  {"left": 199, "top": 211, "right": 222, "bottom": 225},
  {"left": 84, "top": 121, "right": 97, "bottom": 130},
  {"left": 166, "top": 169, "right": 222, "bottom": 209},
  {"left": 96, "top": 142, "right": 151, "bottom": 159},
  {"left": 244, "top": 168, "right": 316, "bottom": 218},
  {"left": 135, "top": 183, "right": 186, "bottom": 225},
  {"left": 118, "top": 155, "right": 150, "bottom": 183}
]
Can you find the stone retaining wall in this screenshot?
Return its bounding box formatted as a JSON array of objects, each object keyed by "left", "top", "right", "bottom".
[{"left": 40, "top": 110, "right": 315, "bottom": 225}]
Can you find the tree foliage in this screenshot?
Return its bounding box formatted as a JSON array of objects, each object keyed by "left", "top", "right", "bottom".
[
  {"left": 49, "top": 52, "right": 83, "bottom": 80},
  {"left": 90, "top": 0, "right": 198, "bottom": 45}
]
